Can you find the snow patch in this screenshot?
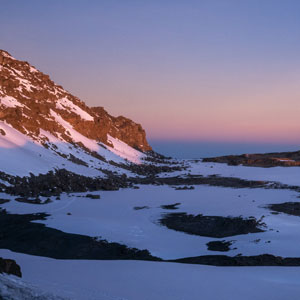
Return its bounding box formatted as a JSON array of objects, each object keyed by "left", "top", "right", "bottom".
[
  {"left": 30, "top": 66, "right": 38, "bottom": 73},
  {"left": 0, "top": 96, "right": 24, "bottom": 108},
  {"left": 107, "top": 134, "right": 145, "bottom": 164},
  {"left": 18, "top": 78, "right": 35, "bottom": 92},
  {"left": 0, "top": 179, "right": 10, "bottom": 186},
  {"left": 56, "top": 97, "right": 94, "bottom": 121},
  {"left": 1, "top": 250, "right": 300, "bottom": 300},
  {"left": 49, "top": 109, "right": 139, "bottom": 164},
  {"left": 50, "top": 109, "right": 98, "bottom": 151}
]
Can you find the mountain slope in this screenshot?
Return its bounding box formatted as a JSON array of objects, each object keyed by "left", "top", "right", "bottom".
[{"left": 0, "top": 50, "right": 156, "bottom": 176}]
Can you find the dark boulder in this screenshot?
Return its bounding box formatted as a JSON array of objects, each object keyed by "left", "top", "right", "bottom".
[{"left": 0, "top": 258, "right": 22, "bottom": 277}]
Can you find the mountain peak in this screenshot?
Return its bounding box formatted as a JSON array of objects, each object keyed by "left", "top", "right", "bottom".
[
  {"left": 0, "top": 49, "right": 14, "bottom": 58},
  {"left": 0, "top": 50, "right": 154, "bottom": 176},
  {"left": 0, "top": 49, "right": 151, "bottom": 151}
]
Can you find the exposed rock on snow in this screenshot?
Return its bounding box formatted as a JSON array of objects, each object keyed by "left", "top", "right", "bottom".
[
  {"left": 0, "top": 199, "right": 9, "bottom": 204},
  {"left": 0, "top": 257, "right": 21, "bottom": 277},
  {"left": 267, "top": 202, "right": 300, "bottom": 216},
  {"left": 206, "top": 240, "right": 234, "bottom": 252},
  {"left": 171, "top": 254, "right": 300, "bottom": 266},
  {"left": 160, "top": 202, "right": 181, "bottom": 210},
  {"left": 4, "top": 169, "right": 129, "bottom": 197},
  {"left": 160, "top": 212, "right": 265, "bottom": 238},
  {"left": 203, "top": 151, "right": 300, "bottom": 167},
  {"left": 0, "top": 209, "right": 160, "bottom": 261},
  {"left": 131, "top": 174, "right": 271, "bottom": 189}
]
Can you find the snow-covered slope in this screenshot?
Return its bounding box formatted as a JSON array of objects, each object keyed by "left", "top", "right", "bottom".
[
  {"left": 0, "top": 118, "right": 147, "bottom": 177},
  {"left": 1, "top": 249, "right": 300, "bottom": 300}
]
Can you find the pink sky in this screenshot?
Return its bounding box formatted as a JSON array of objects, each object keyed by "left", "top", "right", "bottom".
[{"left": 78, "top": 65, "right": 300, "bottom": 143}]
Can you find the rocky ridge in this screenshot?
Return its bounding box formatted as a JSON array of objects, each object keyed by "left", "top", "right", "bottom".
[
  {"left": 203, "top": 151, "right": 300, "bottom": 167},
  {"left": 0, "top": 49, "right": 151, "bottom": 152}
]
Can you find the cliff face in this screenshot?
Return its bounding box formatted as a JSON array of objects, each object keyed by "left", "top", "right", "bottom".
[{"left": 0, "top": 50, "right": 151, "bottom": 152}]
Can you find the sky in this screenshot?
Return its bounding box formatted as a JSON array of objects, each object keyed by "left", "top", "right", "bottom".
[{"left": 1, "top": 0, "right": 300, "bottom": 154}]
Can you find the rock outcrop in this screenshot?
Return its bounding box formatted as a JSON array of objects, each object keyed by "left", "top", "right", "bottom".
[{"left": 203, "top": 151, "right": 300, "bottom": 167}]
